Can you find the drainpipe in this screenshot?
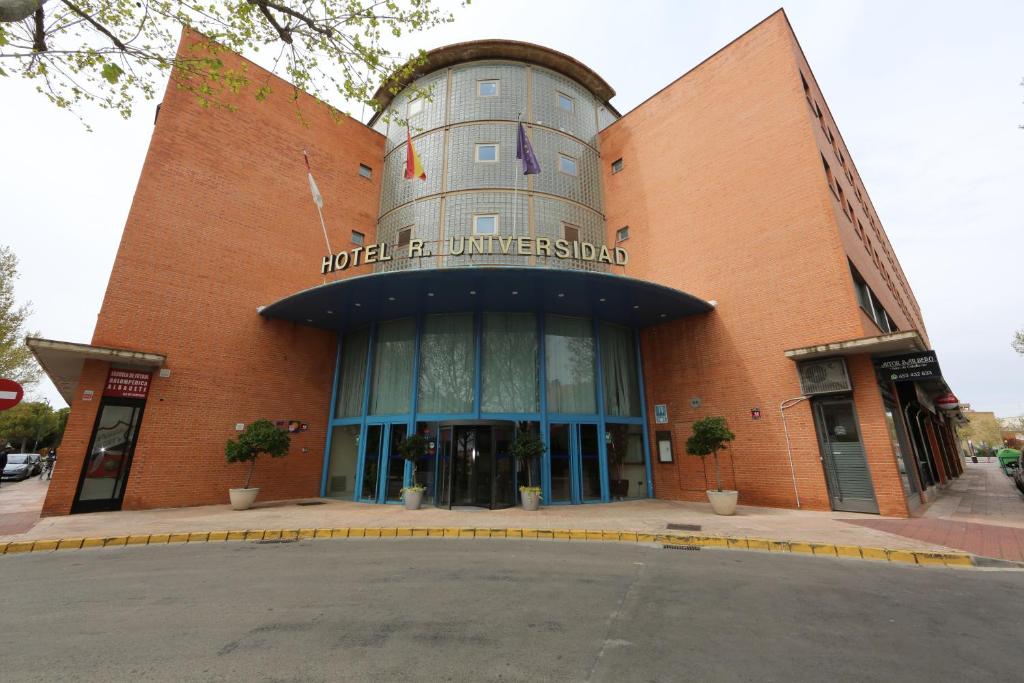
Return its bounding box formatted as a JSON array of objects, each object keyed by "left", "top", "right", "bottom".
[{"left": 780, "top": 396, "right": 810, "bottom": 509}]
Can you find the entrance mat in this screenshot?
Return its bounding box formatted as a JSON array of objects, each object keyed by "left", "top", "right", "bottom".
[{"left": 0, "top": 528, "right": 988, "bottom": 568}]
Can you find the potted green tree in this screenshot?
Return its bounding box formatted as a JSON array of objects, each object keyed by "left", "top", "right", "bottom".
[
  {"left": 511, "top": 424, "right": 546, "bottom": 511},
  {"left": 397, "top": 433, "right": 429, "bottom": 510},
  {"left": 224, "top": 419, "right": 290, "bottom": 510},
  {"left": 685, "top": 416, "right": 738, "bottom": 515}
]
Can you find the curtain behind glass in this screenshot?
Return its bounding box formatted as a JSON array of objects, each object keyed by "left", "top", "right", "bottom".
[
  {"left": 482, "top": 313, "right": 538, "bottom": 413},
  {"left": 418, "top": 313, "right": 475, "bottom": 413},
  {"left": 600, "top": 322, "right": 641, "bottom": 417},
  {"left": 335, "top": 327, "right": 369, "bottom": 418},
  {"left": 370, "top": 318, "right": 415, "bottom": 415},
  {"left": 545, "top": 315, "right": 596, "bottom": 413}
]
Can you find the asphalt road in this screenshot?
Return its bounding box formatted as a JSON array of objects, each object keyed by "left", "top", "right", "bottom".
[{"left": 2, "top": 540, "right": 1020, "bottom": 682}]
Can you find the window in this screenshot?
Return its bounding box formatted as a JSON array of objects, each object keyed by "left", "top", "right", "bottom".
[
  {"left": 397, "top": 227, "right": 412, "bottom": 247},
  {"left": 477, "top": 80, "right": 499, "bottom": 97},
  {"left": 407, "top": 96, "right": 423, "bottom": 117},
  {"left": 474, "top": 214, "right": 498, "bottom": 235},
  {"left": 351, "top": 230, "right": 365, "bottom": 245},
  {"left": 475, "top": 143, "right": 498, "bottom": 162},
  {"left": 559, "top": 154, "right": 578, "bottom": 176},
  {"left": 563, "top": 222, "right": 580, "bottom": 243},
  {"left": 825, "top": 127, "right": 834, "bottom": 144},
  {"left": 616, "top": 226, "right": 629, "bottom": 242},
  {"left": 821, "top": 154, "right": 834, "bottom": 190},
  {"left": 358, "top": 164, "right": 373, "bottom": 179},
  {"left": 836, "top": 183, "right": 847, "bottom": 213},
  {"left": 557, "top": 91, "right": 575, "bottom": 112},
  {"left": 846, "top": 200, "right": 854, "bottom": 220},
  {"left": 611, "top": 158, "right": 624, "bottom": 174}
]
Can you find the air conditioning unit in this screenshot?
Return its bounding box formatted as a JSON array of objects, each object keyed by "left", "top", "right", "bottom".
[{"left": 797, "top": 357, "right": 852, "bottom": 395}]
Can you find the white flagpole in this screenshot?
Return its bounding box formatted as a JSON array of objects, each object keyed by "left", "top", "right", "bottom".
[
  {"left": 513, "top": 113, "right": 520, "bottom": 237},
  {"left": 304, "top": 150, "right": 334, "bottom": 282}
]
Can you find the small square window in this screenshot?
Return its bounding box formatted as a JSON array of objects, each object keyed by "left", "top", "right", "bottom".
[
  {"left": 475, "top": 143, "right": 499, "bottom": 162},
  {"left": 477, "top": 80, "right": 499, "bottom": 97},
  {"left": 408, "top": 97, "right": 423, "bottom": 117},
  {"left": 474, "top": 215, "right": 498, "bottom": 235},
  {"left": 397, "top": 227, "right": 412, "bottom": 247},
  {"left": 616, "top": 226, "right": 629, "bottom": 242},
  {"left": 611, "top": 158, "right": 623, "bottom": 174},
  {"left": 557, "top": 92, "right": 575, "bottom": 113},
  {"left": 358, "top": 164, "right": 372, "bottom": 179},
  {"left": 351, "top": 230, "right": 365, "bottom": 245},
  {"left": 563, "top": 223, "right": 580, "bottom": 243},
  {"left": 559, "top": 154, "right": 577, "bottom": 176}
]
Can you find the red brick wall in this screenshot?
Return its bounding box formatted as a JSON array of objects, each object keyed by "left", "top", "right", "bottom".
[
  {"left": 602, "top": 11, "right": 912, "bottom": 515},
  {"left": 43, "top": 31, "right": 384, "bottom": 515}
]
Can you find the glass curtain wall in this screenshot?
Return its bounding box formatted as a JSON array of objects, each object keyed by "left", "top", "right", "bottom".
[
  {"left": 370, "top": 318, "right": 415, "bottom": 415},
  {"left": 482, "top": 313, "right": 539, "bottom": 413},
  {"left": 545, "top": 315, "right": 596, "bottom": 413},
  {"left": 327, "top": 312, "right": 649, "bottom": 504},
  {"left": 418, "top": 314, "right": 475, "bottom": 413}
]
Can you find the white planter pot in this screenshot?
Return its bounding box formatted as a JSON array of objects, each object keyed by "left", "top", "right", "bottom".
[
  {"left": 521, "top": 490, "right": 541, "bottom": 511},
  {"left": 706, "top": 489, "right": 738, "bottom": 516},
  {"left": 229, "top": 487, "right": 259, "bottom": 511},
  {"left": 403, "top": 488, "right": 424, "bottom": 510}
]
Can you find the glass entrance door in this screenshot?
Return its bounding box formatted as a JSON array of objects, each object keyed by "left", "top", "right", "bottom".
[
  {"left": 358, "top": 423, "right": 408, "bottom": 504},
  {"left": 548, "top": 423, "right": 604, "bottom": 504},
  {"left": 434, "top": 423, "right": 514, "bottom": 509},
  {"left": 72, "top": 399, "right": 146, "bottom": 514}
]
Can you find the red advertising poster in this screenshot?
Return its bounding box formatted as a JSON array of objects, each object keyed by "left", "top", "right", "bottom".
[{"left": 104, "top": 368, "right": 152, "bottom": 399}]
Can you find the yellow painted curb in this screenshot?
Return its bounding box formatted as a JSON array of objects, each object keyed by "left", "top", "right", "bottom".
[
  {"left": 0, "top": 524, "right": 985, "bottom": 570},
  {"left": 886, "top": 550, "right": 917, "bottom": 564},
  {"left": 835, "top": 545, "right": 863, "bottom": 559}
]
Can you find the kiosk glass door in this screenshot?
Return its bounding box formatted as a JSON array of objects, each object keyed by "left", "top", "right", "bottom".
[{"left": 434, "top": 423, "right": 514, "bottom": 509}]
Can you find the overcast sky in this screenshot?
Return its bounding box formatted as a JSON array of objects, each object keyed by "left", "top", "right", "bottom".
[{"left": 2, "top": 0, "right": 1023, "bottom": 416}]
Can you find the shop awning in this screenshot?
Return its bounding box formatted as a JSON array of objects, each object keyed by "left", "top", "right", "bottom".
[
  {"left": 783, "top": 331, "right": 927, "bottom": 361},
  {"left": 259, "top": 267, "right": 714, "bottom": 330},
  {"left": 26, "top": 337, "right": 165, "bottom": 404}
]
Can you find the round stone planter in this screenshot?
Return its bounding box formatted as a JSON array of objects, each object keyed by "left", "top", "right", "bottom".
[
  {"left": 706, "top": 489, "right": 738, "bottom": 516},
  {"left": 403, "top": 488, "right": 424, "bottom": 510},
  {"left": 521, "top": 490, "right": 541, "bottom": 511},
  {"left": 229, "top": 487, "right": 259, "bottom": 511}
]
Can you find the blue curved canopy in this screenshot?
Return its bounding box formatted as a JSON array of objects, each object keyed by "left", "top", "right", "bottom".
[{"left": 259, "top": 267, "right": 712, "bottom": 330}]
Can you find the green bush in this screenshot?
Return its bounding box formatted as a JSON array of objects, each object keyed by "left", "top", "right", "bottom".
[
  {"left": 225, "top": 419, "right": 290, "bottom": 489},
  {"left": 685, "top": 417, "right": 735, "bottom": 492}
]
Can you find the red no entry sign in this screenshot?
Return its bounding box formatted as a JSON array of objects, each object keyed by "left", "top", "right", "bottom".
[{"left": 0, "top": 378, "right": 24, "bottom": 411}]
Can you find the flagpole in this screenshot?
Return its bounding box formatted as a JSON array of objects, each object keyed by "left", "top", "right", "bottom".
[
  {"left": 304, "top": 150, "right": 334, "bottom": 283},
  {"left": 513, "top": 113, "right": 521, "bottom": 238}
]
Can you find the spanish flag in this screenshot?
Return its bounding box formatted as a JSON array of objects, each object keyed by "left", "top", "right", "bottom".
[{"left": 405, "top": 129, "right": 426, "bottom": 181}]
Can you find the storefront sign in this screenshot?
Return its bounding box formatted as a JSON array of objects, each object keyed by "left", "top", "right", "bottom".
[
  {"left": 656, "top": 430, "right": 674, "bottom": 463},
  {"left": 321, "top": 237, "right": 629, "bottom": 274},
  {"left": 751, "top": 407, "right": 761, "bottom": 420},
  {"left": 275, "top": 420, "right": 309, "bottom": 433},
  {"left": 875, "top": 351, "right": 942, "bottom": 383},
  {"left": 104, "top": 369, "right": 151, "bottom": 399},
  {"left": 654, "top": 404, "right": 668, "bottom": 424}
]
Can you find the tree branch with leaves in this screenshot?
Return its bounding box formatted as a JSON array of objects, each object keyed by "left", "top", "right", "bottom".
[{"left": 0, "top": 0, "right": 463, "bottom": 127}]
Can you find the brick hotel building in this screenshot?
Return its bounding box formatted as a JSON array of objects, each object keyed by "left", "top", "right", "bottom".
[{"left": 30, "top": 9, "right": 965, "bottom": 517}]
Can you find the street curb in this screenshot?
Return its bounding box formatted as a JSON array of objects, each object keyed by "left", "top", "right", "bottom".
[{"left": 0, "top": 528, "right": 984, "bottom": 567}]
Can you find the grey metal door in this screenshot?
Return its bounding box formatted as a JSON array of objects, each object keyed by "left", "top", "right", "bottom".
[{"left": 813, "top": 398, "right": 879, "bottom": 514}]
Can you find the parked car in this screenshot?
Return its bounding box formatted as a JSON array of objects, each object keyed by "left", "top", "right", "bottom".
[
  {"left": 24, "top": 453, "right": 42, "bottom": 476},
  {"left": 2, "top": 454, "right": 38, "bottom": 481}
]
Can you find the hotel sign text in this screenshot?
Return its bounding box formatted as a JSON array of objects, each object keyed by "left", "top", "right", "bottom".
[{"left": 321, "top": 236, "right": 628, "bottom": 275}]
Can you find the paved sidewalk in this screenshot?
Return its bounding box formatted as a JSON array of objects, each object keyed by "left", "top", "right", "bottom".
[
  {"left": 1, "top": 493, "right": 956, "bottom": 553},
  {"left": 844, "top": 460, "right": 1024, "bottom": 562},
  {"left": 0, "top": 477, "right": 47, "bottom": 536}
]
